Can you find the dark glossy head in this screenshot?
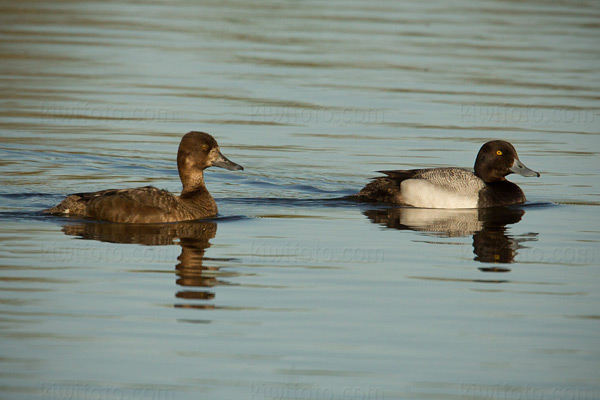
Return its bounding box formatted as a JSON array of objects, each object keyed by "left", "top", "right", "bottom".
[
  {"left": 177, "top": 131, "right": 243, "bottom": 191},
  {"left": 474, "top": 140, "right": 539, "bottom": 183}
]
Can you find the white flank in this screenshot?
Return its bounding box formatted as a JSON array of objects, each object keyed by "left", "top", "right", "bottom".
[{"left": 400, "top": 179, "right": 479, "bottom": 209}]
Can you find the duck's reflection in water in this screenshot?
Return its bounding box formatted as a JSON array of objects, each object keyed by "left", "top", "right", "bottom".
[
  {"left": 364, "top": 207, "right": 538, "bottom": 269},
  {"left": 61, "top": 220, "right": 229, "bottom": 309}
]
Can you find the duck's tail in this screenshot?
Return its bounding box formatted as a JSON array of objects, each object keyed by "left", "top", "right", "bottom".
[{"left": 357, "top": 177, "right": 402, "bottom": 204}]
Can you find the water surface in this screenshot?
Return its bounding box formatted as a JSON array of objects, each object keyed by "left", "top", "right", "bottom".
[{"left": 1, "top": 1, "right": 599, "bottom": 399}]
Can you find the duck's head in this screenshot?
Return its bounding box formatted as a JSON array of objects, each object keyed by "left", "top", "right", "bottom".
[
  {"left": 177, "top": 131, "right": 243, "bottom": 173},
  {"left": 474, "top": 140, "right": 539, "bottom": 183},
  {"left": 177, "top": 131, "right": 243, "bottom": 192}
]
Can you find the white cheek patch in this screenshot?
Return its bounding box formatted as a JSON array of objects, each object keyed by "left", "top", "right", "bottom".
[
  {"left": 400, "top": 179, "right": 479, "bottom": 209},
  {"left": 208, "top": 148, "right": 220, "bottom": 163}
]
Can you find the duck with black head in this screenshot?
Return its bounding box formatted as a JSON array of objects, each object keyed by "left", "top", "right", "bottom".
[
  {"left": 43, "top": 131, "right": 243, "bottom": 223},
  {"left": 358, "top": 140, "right": 540, "bottom": 208}
]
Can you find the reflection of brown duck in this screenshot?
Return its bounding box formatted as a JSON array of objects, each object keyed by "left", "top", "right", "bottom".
[
  {"left": 62, "top": 220, "right": 217, "bottom": 245},
  {"left": 364, "top": 206, "right": 536, "bottom": 265},
  {"left": 61, "top": 220, "right": 232, "bottom": 308}
]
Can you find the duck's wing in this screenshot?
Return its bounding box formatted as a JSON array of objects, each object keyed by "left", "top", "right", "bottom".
[
  {"left": 408, "top": 168, "right": 484, "bottom": 193},
  {"left": 84, "top": 186, "right": 179, "bottom": 223},
  {"left": 377, "top": 169, "right": 421, "bottom": 181},
  {"left": 44, "top": 186, "right": 179, "bottom": 223}
]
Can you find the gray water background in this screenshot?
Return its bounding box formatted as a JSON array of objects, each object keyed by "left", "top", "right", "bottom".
[{"left": 1, "top": 1, "right": 599, "bottom": 399}]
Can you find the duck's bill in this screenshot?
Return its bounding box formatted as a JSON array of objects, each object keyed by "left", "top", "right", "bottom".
[
  {"left": 510, "top": 158, "right": 539, "bottom": 177},
  {"left": 213, "top": 151, "right": 244, "bottom": 171}
]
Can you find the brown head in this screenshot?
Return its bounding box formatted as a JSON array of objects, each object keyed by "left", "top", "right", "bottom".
[
  {"left": 474, "top": 140, "right": 539, "bottom": 183},
  {"left": 177, "top": 131, "right": 243, "bottom": 193}
]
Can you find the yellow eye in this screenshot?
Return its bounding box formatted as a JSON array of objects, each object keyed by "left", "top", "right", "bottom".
[
  {"left": 201, "top": 144, "right": 209, "bottom": 151},
  {"left": 496, "top": 150, "right": 503, "bottom": 156}
]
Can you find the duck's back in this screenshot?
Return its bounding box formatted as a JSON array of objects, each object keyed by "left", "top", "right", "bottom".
[
  {"left": 86, "top": 187, "right": 179, "bottom": 223},
  {"left": 359, "top": 167, "right": 485, "bottom": 208},
  {"left": 406, "top": 168, "right": 485, "bottom": 193},
  {"left": 43, "top": 186, "right": 217, "bottom": 223}
]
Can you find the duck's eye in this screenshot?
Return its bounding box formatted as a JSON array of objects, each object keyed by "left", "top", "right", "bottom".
[
  {"left": 201, "top": 144, "right": 209, "bottom": 151},
  {"left": 496, "top": 150, "right": 503, "bottom": 156}
]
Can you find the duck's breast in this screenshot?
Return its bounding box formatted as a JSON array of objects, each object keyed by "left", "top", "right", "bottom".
[{"left": 477, "top": 181, "right": 526, "bottom": 207}]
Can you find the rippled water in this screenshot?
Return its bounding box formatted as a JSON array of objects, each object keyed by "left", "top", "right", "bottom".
[{"left": 1, "top": 1, "right": 599, "bottom": 399}]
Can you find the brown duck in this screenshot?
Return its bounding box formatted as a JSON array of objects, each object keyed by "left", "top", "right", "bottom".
[{"left": 43, "top": 131, "right": 243, "bottom": 223}]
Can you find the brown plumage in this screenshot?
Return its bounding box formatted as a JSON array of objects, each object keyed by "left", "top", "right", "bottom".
[{"left": 43, "top": 131, "right": 243, "bottom": 223}]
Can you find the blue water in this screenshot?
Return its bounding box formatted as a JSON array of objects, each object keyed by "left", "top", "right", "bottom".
[{"left": 1, "top": 1, "right": 599, "bottom": 399}]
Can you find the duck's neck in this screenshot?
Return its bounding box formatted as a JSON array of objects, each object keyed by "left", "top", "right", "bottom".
[
  {"left": 180, "top": 169, "right": 207, "bottom": 195},
  {"left": 474, "top": 166, "right": 507, "bottom": 183},
  {"left": 179, "top": 175, "right": 217, "bottom": 214},
  {"left": 178, "top": 167, "right": 217, "bottom": 216}
]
